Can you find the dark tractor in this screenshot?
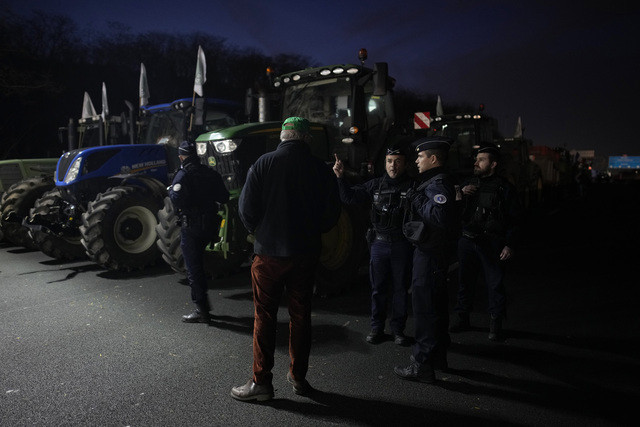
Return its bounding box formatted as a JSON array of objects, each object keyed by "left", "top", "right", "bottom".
[
  {"left": 27, "top": 98, "right": 242, "bottom": 269},
  {"left": 157, "top": 51, "right": 403, "bottom": 294}
]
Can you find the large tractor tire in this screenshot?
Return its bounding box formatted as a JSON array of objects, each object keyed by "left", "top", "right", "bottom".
[
  {"left": 315, "top": 205, "right": 368, "bottom": 296},
  {"left": 80, "top": 185, "right": 163, "bottom": 271},
  {"left": 28, "top": 188, "right": 86, "bottom": 261},
  {"left": 156, "top": 196, "right": 185, "bottom": 273},
  {"left": 0, "top": 176, "right": 54, "bottom": 249},
  {"left": 155, "top": 196, "right": 251, "bottom": 277}
]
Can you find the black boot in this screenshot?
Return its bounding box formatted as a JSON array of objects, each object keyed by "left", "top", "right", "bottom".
[
  {"left": 182, "top": 305, "right": 211, "bottom": 323},
  {"left": 449, "top": 312, "right": 470, "bottom": 333},
  {"left": 488, "top": 314, "right": 503, "bottom": 341},
  {"left": 432, "top": 348, "right": 449, "bottom": 372}
]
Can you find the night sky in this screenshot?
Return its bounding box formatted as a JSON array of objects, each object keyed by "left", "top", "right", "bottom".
[{"left": 8, "top": 0, "right": 640, "bottom": 158}]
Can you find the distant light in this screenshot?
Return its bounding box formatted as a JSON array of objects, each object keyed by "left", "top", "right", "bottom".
[
  {"left": 320, "top": 69, "right": 331, "bottom": 76},
  {"left": 346, "top": 67, "right": 359, "bottom": 74},
  {"left": 332, "top": 67, "right": 344, "bottom": 74},
  {"left": 292, "top": 74, "right": 301, "bottom": 81},
  {"left": 283, "top": 77, "right": 290, "bottom": 83}
]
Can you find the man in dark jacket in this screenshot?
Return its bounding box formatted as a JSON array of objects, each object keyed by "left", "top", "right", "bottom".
[
  {"left": 394, "top": 136, "right": 458, "bottom": 384},
  {"left": 449, "top": 143, "right": 523, "bottom": 341},
  {"left": 169, "top": 141, "right": 229, "bottom": 323},
  {"left": 231, "top": 117, "right": 341, "bottom": 402},
  {"left": 333, "top": 145, "right": 413, "bottom": 346}
]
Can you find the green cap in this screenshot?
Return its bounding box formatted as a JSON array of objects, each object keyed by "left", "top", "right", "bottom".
[{"left": 282, "top": 116, "right": 310, "bottom": 133}]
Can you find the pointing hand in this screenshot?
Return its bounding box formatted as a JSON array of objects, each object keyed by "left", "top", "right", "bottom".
[{"left": 333, "top": 153, "right": 344, "bottom": 178}]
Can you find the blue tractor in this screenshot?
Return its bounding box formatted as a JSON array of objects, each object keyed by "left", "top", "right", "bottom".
[{"left": 26, "top": 98, "right": 242, "bottom": 270}]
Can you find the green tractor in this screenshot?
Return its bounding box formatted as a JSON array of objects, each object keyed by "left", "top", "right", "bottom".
[{"left": 156, "top": 50, "right": 404, "bottom": 294}]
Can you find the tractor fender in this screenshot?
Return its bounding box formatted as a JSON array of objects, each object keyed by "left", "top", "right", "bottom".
[{"left": 115, "top": 174, "right": 168, "bottom": 199}]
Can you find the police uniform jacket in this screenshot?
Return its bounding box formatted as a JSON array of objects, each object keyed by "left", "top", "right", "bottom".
[
  {"left": 407, "top": 166, "right": 458, "bottom": 249},
  {"left": 337, "top": 173, "right": 412, "bottom": 235},
  {"left": 238, "top": 139, "right": 341, "bottom": 257},
  {"left": 460, "top": 174, "right": 521, "bottom": 248},
  {"left": 169, "top": 155, "right": 230, "bottom": 219}
]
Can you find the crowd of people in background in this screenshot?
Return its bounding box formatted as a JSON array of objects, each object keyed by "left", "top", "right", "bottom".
[{"left": 169, "top": 116, "right": 523, "bottom": 402}]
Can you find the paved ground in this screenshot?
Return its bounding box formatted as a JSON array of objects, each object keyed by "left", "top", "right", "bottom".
[{"left": 1, "top": 181, "right": 638, "bottom": 426}]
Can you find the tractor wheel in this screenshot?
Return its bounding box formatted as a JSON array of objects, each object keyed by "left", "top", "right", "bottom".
[
  {"left": 0, "top": 176, "right": 54, "bottom": 249},
  {"left": 29, "top": 188, "right": 86, "bottom": 261},
  {"left": 80, "top": 185, "right": 162, "bottom": 271},
  {"left": 156, "top": 196, "right": 185, "bottom": 273},
  {"left": 315, "top": 205, "right": 368, "bottom": 296},
  {"left": 156, "top": 197, "right": 251, "bottom": 277}
]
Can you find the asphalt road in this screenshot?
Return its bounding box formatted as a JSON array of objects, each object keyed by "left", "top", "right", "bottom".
[{"left": 1, "top": 181, "right": 638, "bottom": 426}]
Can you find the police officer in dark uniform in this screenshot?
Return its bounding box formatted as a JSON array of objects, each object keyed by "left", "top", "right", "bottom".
[
  {"left": 449, "top": 143, "right": 522, "bottom": 341},
  {"left": 394, "top": 136, "right": 458, "bottom": 383},
  {"left": 333, "top": 145, "right": 413, "bottom": 346},
  {"left": 169, "top": 141, "right": 229, "bottom": 323}
]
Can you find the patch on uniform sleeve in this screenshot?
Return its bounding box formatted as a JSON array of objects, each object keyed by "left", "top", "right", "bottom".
[
  {"left": 433, "top": 194, "right": 447, "bottom": 204},
  {"left": 172, "top": 183, "right": 182, "bottom": 192}
]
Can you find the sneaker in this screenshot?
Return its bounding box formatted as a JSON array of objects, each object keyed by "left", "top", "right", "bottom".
[
  {"left": 393, "top": 356, "right": 435, "bottom": 384},
  {"left": 448, "top": 312, "right": 470, "bottom": 333},
  {"left": 230, "top": 379, "right": 274, "bottom": 402},
  {"left": 286, "top": 372, "right": 313, "bottom": 396},
  {"left": 393, "top": 333, "right": 410, "bottom": 346},
  {"left": 182, "top": 308, "right": 210, "bottom": 323},
  {"left": 366, "top": 329, "right": 384, "bottom": 344}
]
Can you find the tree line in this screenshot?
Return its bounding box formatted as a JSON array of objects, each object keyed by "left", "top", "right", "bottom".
[{"left": 0, "top": 8, "right": 443, "bottom": 160}]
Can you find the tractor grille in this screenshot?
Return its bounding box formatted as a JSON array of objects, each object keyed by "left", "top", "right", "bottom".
[
  {"left": 212, "top": 154, "right": 244, "bottom": 191},
  {"left": 56, "top": 150, "right": 80, "bottom": 181},
  {"left": 0, "top": 163, "right": 23, "bottom": 191}
]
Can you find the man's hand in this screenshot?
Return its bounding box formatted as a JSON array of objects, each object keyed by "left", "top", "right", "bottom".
[
  {"left": 499, "top": 246, "right": 513, "bottom": 261},
  {"left": 462, "top": 184, "right": 478, "bottom": 195},
  {"left": 333, "top": 153, "right": 344, "bottom": 178}
]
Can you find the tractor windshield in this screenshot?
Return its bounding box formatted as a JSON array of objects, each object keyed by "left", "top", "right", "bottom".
[
  {"left": 430, "top": 117, "right": 502, "bottom": 177},
  {"left": 281, "top": 76, "right": 393, "bottom": 151},
  {"left": 282, "top": 78, "right": 352, "bottom": 144},
  {"left": 143, "top": 109, "right": 237, "bottom": 147}
]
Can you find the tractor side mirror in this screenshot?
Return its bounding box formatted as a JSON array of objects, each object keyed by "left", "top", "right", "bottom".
[
  {"left": 373, "top": 62, "right": 389, "bottom": 96},
  {"left": 194, "top": 98, "right": 205, "bottom": 126}
]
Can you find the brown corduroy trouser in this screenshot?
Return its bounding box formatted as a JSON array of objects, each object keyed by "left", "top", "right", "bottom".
[{"left": 250, "top": 254, "right": 318, "bottom": 385}]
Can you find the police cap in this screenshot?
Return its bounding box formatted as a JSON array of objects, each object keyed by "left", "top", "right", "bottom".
[
  {"left": 477, "top": 142, "right": 500, "bottom": 158},
  {"left": 386, "top": 144, "right": 406, "bottom": 156},
  {"left": 413, "top": 136, "right": 453, "bottom": 153},
  {"left": 178, "top": 141, "right": 196, "bottom": 156}
]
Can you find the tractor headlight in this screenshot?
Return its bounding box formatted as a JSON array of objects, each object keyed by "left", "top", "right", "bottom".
[
  {"left": 196, "top": 142, "right": 207, "bottom": 156},
  {"left": 213, "top": 139, "right": 239, "bottom": 154},
  {"left": 64, "top": 157, "right": 83, "bottom": 183}
]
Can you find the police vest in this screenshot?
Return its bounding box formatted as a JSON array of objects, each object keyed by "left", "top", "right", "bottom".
[
  {"left": 465, "top": 178, "right": 506, "bottom": 237},
  {"left": 181, "top": 162, "right": 222, "bottom": 216},
  {"left": 371, "top": 177, "right": 411, "bottom": 232}
]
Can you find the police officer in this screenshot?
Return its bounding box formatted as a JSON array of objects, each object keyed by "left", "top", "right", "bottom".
[
  {"left": 394, "top": 136, "right": 458, "bottom": 383},
  {"left": 449, "top": 143, "right": 522, "bottom": 341},
  {"left": 169, "top": 140, "right": 229, "bottom": 323},
  {"left": 333, "top": 145, "right": 413, "bottom": 346}
]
